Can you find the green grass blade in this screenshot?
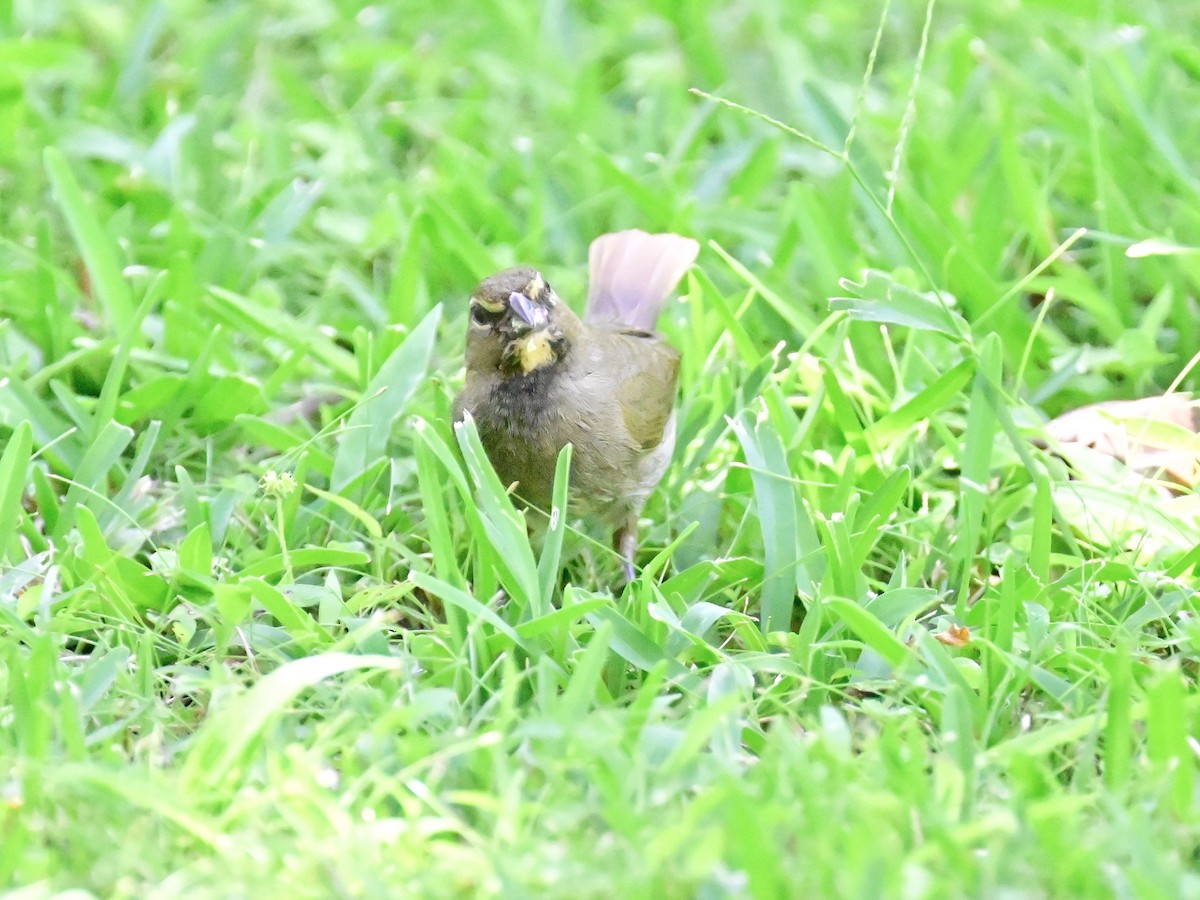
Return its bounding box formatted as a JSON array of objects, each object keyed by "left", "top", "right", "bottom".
[
  {"left": 89, "top": 273, "right": 164, "bottom": 443},
  {"left": 954, "top": 334, "right": 1002, "bottom": 615},
  {"left": 0, "top": 420, "right": 32, "bottom": 563},
  {"left": 331, "top": 304, "right": 441, "bottom": 491},
  {"left": 453, "top": 415, "right": 540, "bottom": 608},
  {"left": 1146, "top": 664, "right": 1194, "bottom": 818},
  {"left": 43, "top": 147, "right": 135, "bottom": 334},
  {"left": 407, "top": 569, "right": 529, "bottom": 650},
  {"left": 50, "top": 419, "right": 135, "bottom": 541},
  {"left": 181, "top": 653, "right": 405, "bottom": 793},
  {"left": 832, "top": 270, "right": 969, "bottom": 338},
  {"left": 536, "top": 443, "right": 572, "bottom": 613},
  {"left": 1103, "top": 636, "right": 1134, "bottom": 789},
  {"left": 826, "top": 596, "right": 912, "bottom": 670},
  {"left": 731, "top": 410, "right": 802, "bottom": 633}
]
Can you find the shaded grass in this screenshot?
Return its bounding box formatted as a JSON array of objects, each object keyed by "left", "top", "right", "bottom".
[{"left": 3, "top": 0, "right": 1200, "bottom": 895}]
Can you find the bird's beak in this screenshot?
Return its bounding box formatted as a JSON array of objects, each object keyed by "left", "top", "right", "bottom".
[{"left": 508, "top": 292, "right": 548, "bottom": 330}]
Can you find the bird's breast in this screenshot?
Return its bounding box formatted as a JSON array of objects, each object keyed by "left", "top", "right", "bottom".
[{"left": 480, "top": 368, "right": 563, "bottom": 435}]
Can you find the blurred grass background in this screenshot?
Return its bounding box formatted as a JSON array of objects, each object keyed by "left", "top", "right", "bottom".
[{"left": 3, "top": 0, "right": 1200, "bottom": 896}]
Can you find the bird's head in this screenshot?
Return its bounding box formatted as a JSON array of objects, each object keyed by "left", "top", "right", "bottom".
[{"left": 465, "top": 266, "right": 574, "bottom": 376}]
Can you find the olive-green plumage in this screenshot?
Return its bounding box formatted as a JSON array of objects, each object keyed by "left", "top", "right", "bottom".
[{"left": 454, "top": 230, "right": 699, "bottom": 579}]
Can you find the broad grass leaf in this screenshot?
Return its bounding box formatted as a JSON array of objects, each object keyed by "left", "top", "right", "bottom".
[
  {"left": 832, "top": 270, "right": 967, "bottom": 337},
  {"left": 331, "top": 305, "right": 441, "bottom": 491}
]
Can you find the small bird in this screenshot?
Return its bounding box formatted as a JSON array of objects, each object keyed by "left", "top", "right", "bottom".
[{"left": 454, "top": 229, "right": 700, "bottom": 580}]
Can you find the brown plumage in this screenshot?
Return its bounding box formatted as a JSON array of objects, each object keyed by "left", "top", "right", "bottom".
[{"left": 454, "top": 230, "right": 700, "bottom": 580}]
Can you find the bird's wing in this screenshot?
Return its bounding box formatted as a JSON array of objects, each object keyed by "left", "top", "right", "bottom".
[
  {"left": 585, "top": 230, "right": 699, "bottom": 331},
  {"left": 608, "top": 331, "right": 681, "bottom": 451}
]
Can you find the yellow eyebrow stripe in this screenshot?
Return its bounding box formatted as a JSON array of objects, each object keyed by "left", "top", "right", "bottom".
[
  {"left": 471, "top": 294, "right": 506, "bottom": 313},
  {"left": 524, "top": 274, "right": 546, "bottom": 302}
]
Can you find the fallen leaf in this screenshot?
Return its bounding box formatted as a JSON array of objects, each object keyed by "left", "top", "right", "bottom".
[
  {"left": 935, "top": 624, "right": 971, "bottom": 647},
  {"left": 1044, "top": 393, "right": 1200, "bottom": 489}
]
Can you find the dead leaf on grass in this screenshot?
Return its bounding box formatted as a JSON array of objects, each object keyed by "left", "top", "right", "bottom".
[{"left": 1044, "top": 393, "right": 1200, "bottom": 489}]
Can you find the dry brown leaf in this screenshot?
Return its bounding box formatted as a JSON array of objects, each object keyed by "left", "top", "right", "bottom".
[
  {"left": 934, "top": 624, "right": 971, "bottom": 647},
  {"left": 1044, "top": 393, "right": 1200, "bottom": 489}
]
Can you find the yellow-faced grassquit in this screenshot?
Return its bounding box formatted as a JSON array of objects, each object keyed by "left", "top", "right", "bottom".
[{"left": 454, "top": 229, "right": 700, "bottom": 580}]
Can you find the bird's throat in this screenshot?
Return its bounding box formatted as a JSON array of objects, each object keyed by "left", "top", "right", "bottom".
[{"left": 515, "top": 333, "right": 556, "bottom": 373}]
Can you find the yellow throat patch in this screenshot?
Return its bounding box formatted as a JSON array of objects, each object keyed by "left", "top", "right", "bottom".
[{"left": 515, "top": 332, "right": 556, "bottom": 372}]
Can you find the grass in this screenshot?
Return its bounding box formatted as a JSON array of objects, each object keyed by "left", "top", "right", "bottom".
[{"left": 3, "top": 0, "right": 1200, "bottom": 895}]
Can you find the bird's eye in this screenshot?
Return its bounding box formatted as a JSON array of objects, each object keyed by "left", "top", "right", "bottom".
[{"left": 471, "top": 303, "right": 504, "bottom": 326}]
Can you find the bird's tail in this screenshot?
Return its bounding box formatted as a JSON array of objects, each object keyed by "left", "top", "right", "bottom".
[{"left": 585, "top": 230, "right": 700, "bottom": 331}]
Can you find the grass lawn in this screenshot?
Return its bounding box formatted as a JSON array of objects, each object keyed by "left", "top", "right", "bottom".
[{"left": 3, "top": 0, "right": 1200, "bottom": 895}]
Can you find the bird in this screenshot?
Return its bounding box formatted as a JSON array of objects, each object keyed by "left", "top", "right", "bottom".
[{"left": 454, "top": 229, "right": 700, "bottom": 581}]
